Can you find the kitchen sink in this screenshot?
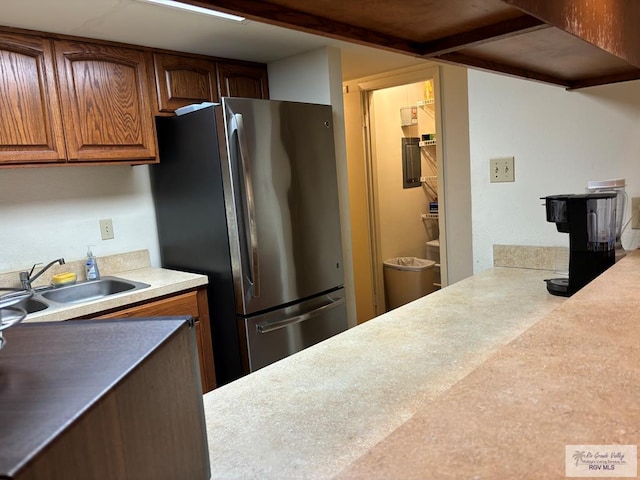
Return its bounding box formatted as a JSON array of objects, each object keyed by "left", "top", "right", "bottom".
[
  {"left": 41, "top": 277, "right": 150, "bottom": 305},
  {"left": 17, "top": 298, "right": 50, "bottom": 314}
]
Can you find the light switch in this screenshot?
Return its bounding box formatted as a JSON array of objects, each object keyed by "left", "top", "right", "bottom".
[
  {"left": 100, "top": 219, "right": 114, "bottom": 240},
  {"left": 490, "top": 157, "right": 515, "bottom": 183},
  {"left": 632, "top": 197, "right": 640, "bottom": 229}
]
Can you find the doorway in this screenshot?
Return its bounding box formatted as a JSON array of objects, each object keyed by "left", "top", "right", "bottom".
[{"left": 343, "top": 64, "right": 448, "bottom": 321}]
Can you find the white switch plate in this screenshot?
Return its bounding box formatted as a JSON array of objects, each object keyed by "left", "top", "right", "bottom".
[
  {"left": 100, "top": 219, "right": 114, "bottom": 240},
  {"left": 490, "top": 157, "right": 515, "bottom": 183},
  {"left": 632, "top": 197, "right": 640, "bottom": 229}
]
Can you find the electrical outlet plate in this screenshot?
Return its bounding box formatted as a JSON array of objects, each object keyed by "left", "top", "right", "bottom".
[
  {"left": 100, "top": 219, "right": 114, "bottom": 240},
  {"left": 490, "top": 157, "right": 515, "bottom": 183},
  {"left": 632, "top": 197, "right": 640, "bottom": 229}
]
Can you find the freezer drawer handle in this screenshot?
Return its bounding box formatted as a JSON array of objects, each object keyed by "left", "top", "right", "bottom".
[
  {"left": 256, "top": 297, "right": 346, "bottom": 334},
  {"left": 232, "top": 112, "right": 260, "bottom": 298}
]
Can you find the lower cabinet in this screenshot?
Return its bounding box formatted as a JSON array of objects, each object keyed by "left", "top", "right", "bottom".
[
  {"left": 82, "top": 288, "right": 216, "bottom": 392},
  {"left": 3, "top": 319, "right": 210, "bottom": 480}
]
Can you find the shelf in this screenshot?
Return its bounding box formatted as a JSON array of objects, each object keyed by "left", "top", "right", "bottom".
[
  {"left": 419, "top": 140, "right": 436, "bottom": 147},
  {"left": 420, "top": 175, "right": 437, "bottom": 184},
  {"left": 417, "top": 99, "right": 434, "bottom": 107},
  {"left": 421, "top": 213, "right": 438, "bottom": 220}
]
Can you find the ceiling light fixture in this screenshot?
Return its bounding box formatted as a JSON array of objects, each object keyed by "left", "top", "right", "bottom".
[{"left": 137, "top": 0, "right": 246, "bottom": 22}]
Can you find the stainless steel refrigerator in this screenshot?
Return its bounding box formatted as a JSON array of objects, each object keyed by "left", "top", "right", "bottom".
[{"left": 151, "top": 98, "right": 347, "bottom": 385}]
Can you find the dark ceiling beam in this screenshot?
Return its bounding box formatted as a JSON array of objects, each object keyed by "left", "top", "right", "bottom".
[
  {"left": 503, "top": 0, "right": 640, "bottom": 68},
  {"left": 180, "top": 0, "right": 639, "bottom": 91},
  {"left": 419, "top": 15, "right": 548, "bottom": 57},
  {"left": 185, "top": 0, "right": 423, "bottom": 55},
  {"left": 436, "top": 52, "right": 571, "bottom": 87},
  {"left": 567, "top": 69, "right": 640, "bottom": 90}
]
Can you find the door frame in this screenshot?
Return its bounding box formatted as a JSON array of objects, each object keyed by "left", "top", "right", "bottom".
[{"left": 356, "top": 64, "right": 447, "bottom": 316}]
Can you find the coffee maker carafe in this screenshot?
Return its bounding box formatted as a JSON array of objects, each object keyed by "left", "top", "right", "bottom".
[{"left": 543, "top": 193, "right": 617, "bottom": 297}]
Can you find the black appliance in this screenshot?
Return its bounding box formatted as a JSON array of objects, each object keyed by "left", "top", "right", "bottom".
[{"left": 543, "top": 193, "right": 617, "bottom": 297}]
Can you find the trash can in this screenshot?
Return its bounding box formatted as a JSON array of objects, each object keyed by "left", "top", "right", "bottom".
[{"left": 383, "top": 257, "right": 436, "bottom": 310}]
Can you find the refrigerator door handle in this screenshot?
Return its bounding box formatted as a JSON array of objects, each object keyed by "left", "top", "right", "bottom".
[
  {"left": 231, "top": 113, "right": 260, "bottom": 298},
  {"left": 256, "top": 297, "right": 346, "bottom": 334}
]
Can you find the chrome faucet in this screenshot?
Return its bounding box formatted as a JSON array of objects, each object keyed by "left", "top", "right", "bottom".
[{"left": 19, "top": 258, "right": 65, "bottom": 290}]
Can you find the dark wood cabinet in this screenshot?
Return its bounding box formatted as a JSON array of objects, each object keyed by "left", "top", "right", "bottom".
[
  {"left": 87, "top": 288, "right": 216, "bottom": 393},
  {"left": 0, "top": 32, "right": 66, "bottom": 165},
  {"left": 153, "top": 53, "right": 218, "bottom": 113},
  {"left": 54, "top": 40, "right": 157, "bottom": 163},
  {"left": 0, "top": 25, "right": 270, "bottom": 167},
  {"left": 217, "top": 60, "right": 269, "bottom": 99}
]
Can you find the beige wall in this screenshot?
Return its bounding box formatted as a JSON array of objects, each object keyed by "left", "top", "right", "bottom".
[
  {"left": 438, "top": 65, "right": 473, "bottom": 285},
  {"left": 468, "top": 70, "right": 640, "bottom": 272},
  {"left": 0, "top": 165, "right": 160, "bottom": 273}
]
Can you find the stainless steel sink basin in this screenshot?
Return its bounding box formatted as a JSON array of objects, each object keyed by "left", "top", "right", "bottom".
[
  {"left": 41, "top": 277, "right": 150, "bottom": 305},
  {"left": 17, "top": 298, "right": 50, "bottom": 314}
]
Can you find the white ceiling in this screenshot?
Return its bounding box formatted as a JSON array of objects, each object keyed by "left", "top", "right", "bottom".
[{"left": 0, "top": 0, "right": 427, "bottom": 80}]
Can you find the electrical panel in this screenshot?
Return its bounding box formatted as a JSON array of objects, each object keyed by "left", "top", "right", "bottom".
[{"left": 402, "top": 137, "right": 421, "bottom": 189}]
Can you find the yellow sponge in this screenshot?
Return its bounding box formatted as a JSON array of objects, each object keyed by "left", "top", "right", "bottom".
[{"left": 52, "top": 272, "right": 77, "bottom": 286}]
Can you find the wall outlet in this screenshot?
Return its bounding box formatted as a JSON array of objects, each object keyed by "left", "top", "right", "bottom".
[
  {"left": 100, "top": 218, "right": 115, "bottom": 240},
  {"left": 632, "top": 197, "right": 640, "bottom": 229},
  {"left": 490, "top": 157, "right": 515, "bottom": 183}
]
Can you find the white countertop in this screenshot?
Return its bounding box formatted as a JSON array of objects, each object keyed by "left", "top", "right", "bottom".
[
  {"left": 202, "top": 266, "right": 565, "bottom": 479},
  {"left": 9, "top": 251, "right": 209, "bottom": 323},
  {"left": 23, "top": 267, "right": 208, "bottom": 323}
]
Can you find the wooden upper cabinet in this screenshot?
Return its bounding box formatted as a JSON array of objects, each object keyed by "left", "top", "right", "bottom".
[
  {"left": 0, "top": 32, "right": 66, "bottom": 165},
  {"left": 153, "top": 53, "right": 218, "bottom": 113},
  {"left": 216, "top": 61, "right": 269, "bottom": 99},
  {"left": 54, "top": 40, "right": 157, "bottom": 163},
  {"left": 0, "top": 27, "right": 270, "bottom": 168}
]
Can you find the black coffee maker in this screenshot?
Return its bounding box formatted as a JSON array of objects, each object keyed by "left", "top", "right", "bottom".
[{"left": 543, "top": 193, "right": 617, "bottom": 297}]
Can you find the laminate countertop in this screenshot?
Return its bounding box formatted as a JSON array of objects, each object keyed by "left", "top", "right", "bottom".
[
  {"left": 339, "top": 250, "right": 640, "bottom": 480},
  {"left": 4, "top": 250, "right": 209, "bottom": 323},
  {"left": 21, "top": 267, "right": 208, "bottom": 323},
  {"left": 203, "top": 258, "right": 574, "bottom": 478}
]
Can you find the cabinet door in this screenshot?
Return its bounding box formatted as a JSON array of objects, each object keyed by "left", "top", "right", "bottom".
[
  {"left": 0, "top": 32, "right": 66, "bottom": 165},
  {"left": 91, "top": 289, "right": 216, "bottom": 392},
  {"left": 216, "top": 61, "right": 269, "bottom": 99},
  {"left": 153, "top": 53, "right": 218, "bottom": 113},
  {"left": 54, "top": 40, "right": 157, "bottom": 163}
]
